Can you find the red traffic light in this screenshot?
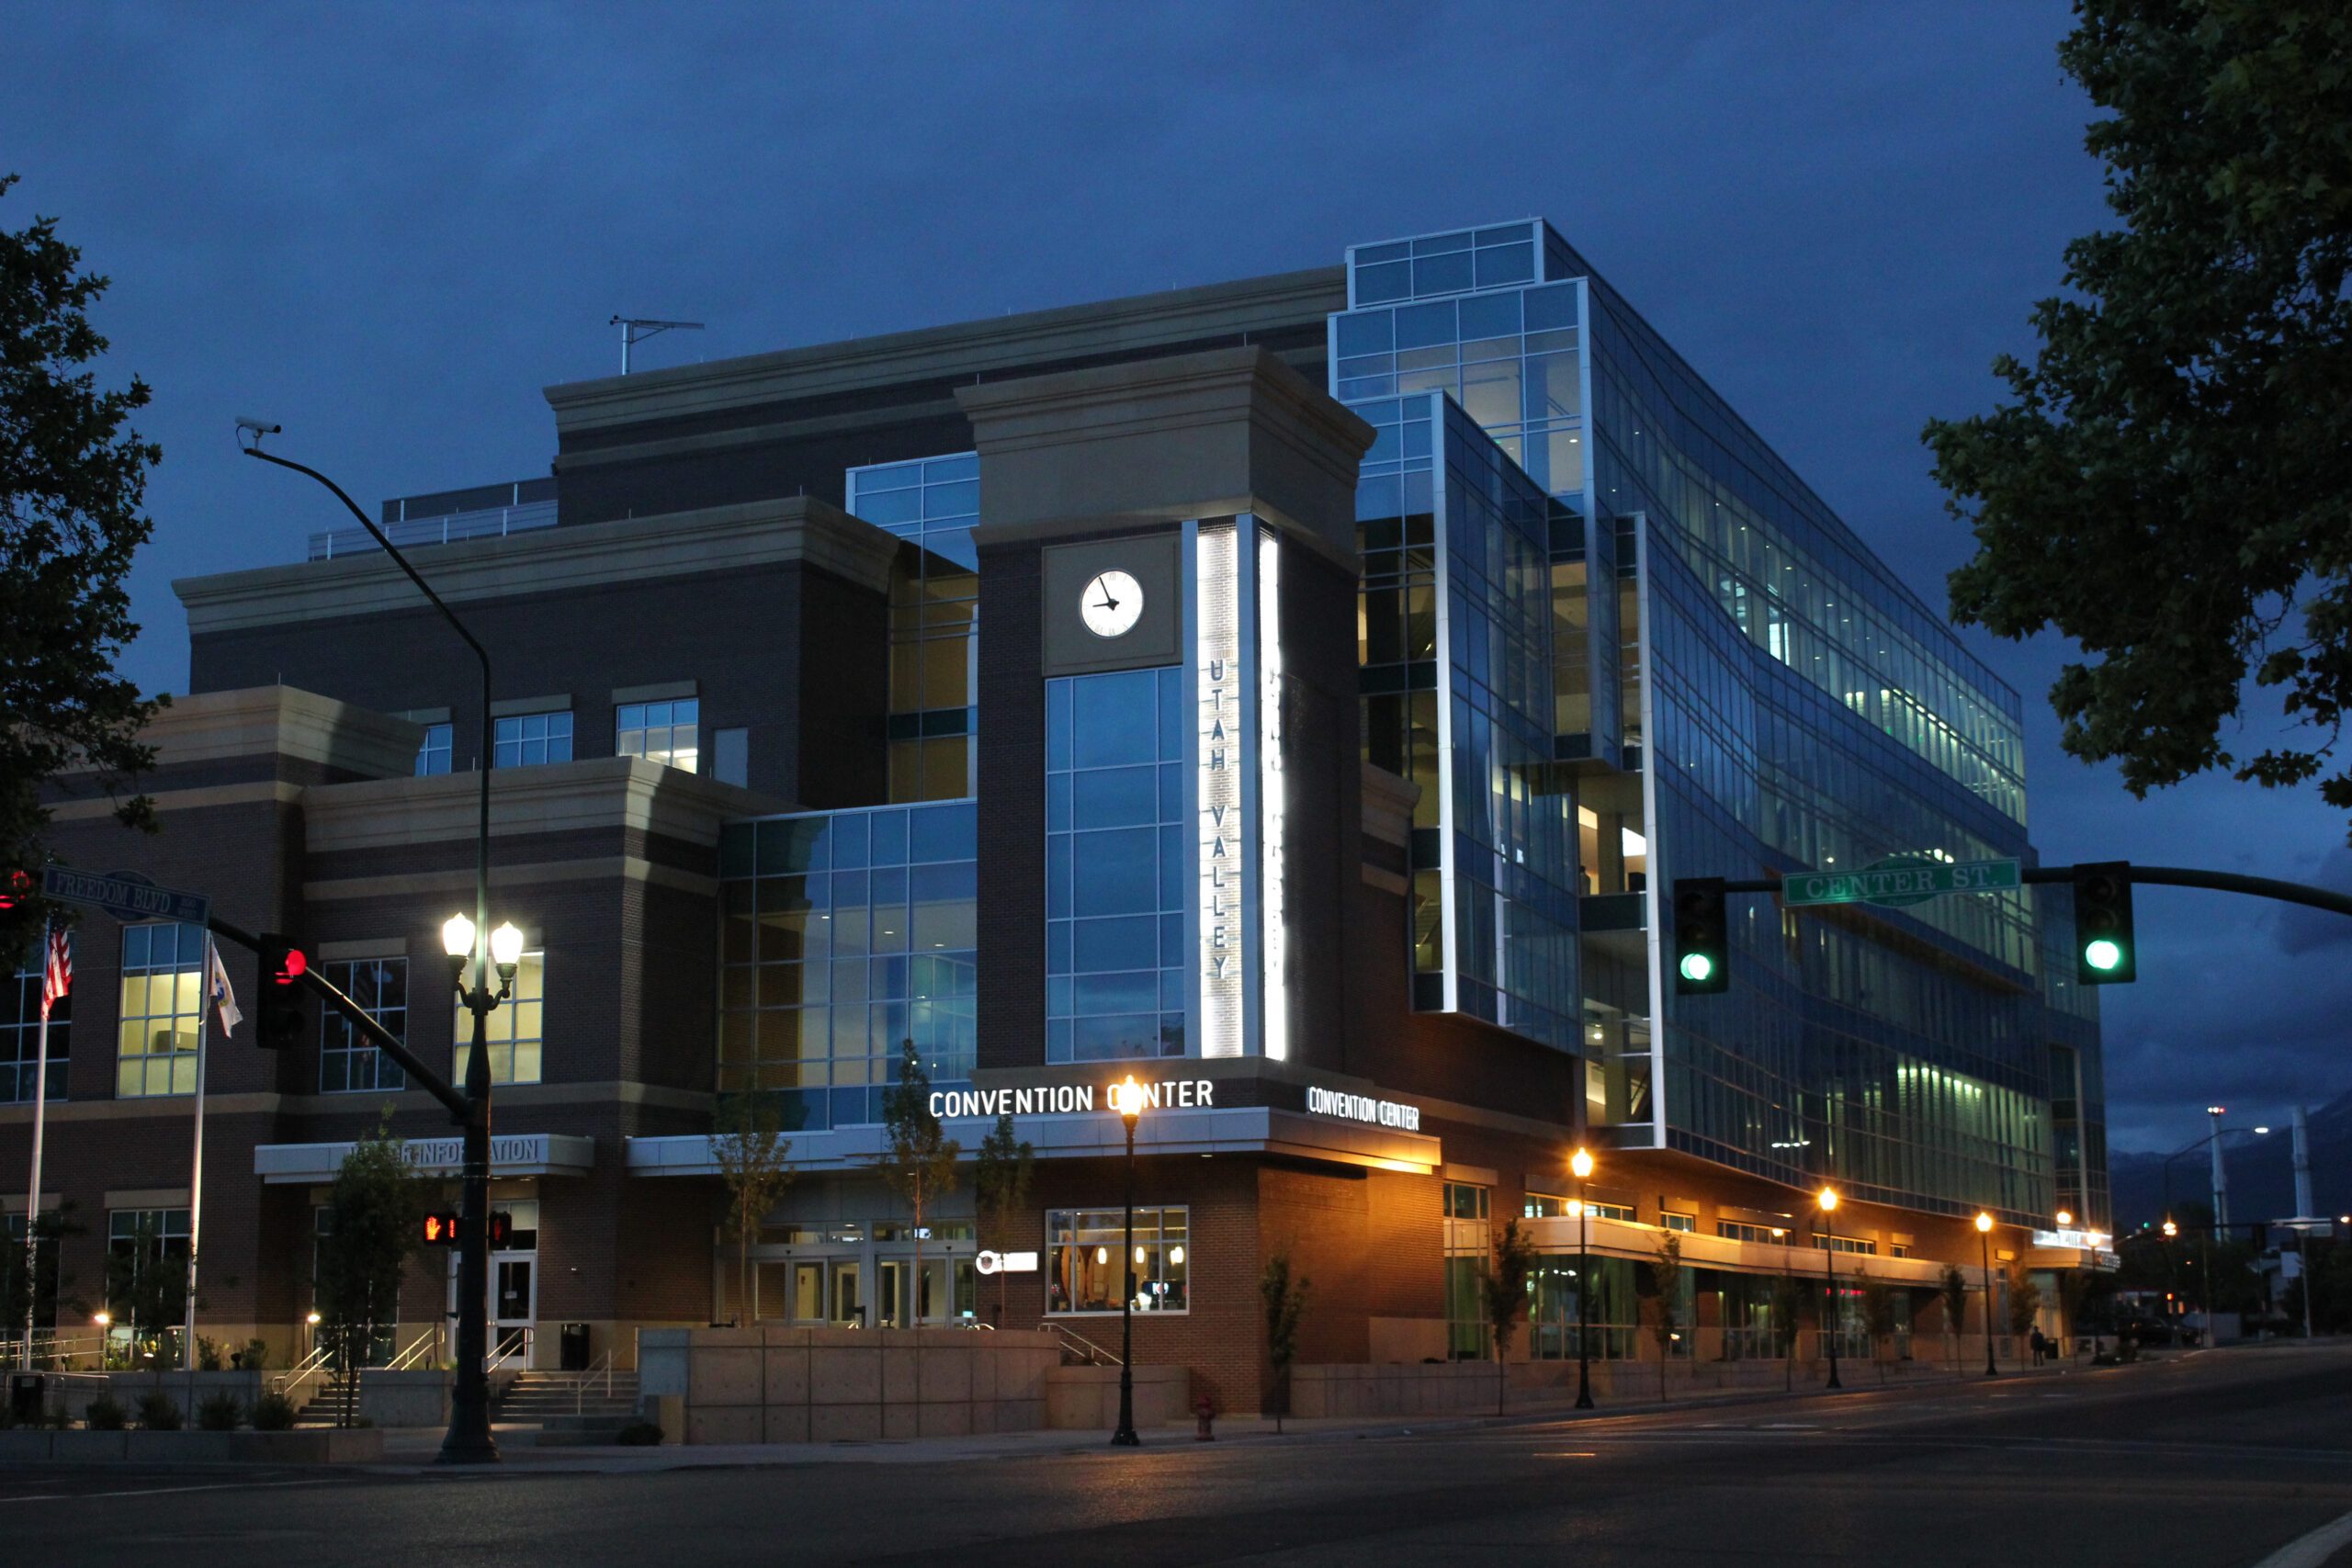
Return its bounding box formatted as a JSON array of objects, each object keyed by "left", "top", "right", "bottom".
[
  {"left": 0, "top": 869, "right": 29, "bottom": 910},
  {"left": 423, "top": 1211, "right": 461, "bottom": 1247},
  {"left": 273, "top": 946, "right": 308, "bottom": 984}
]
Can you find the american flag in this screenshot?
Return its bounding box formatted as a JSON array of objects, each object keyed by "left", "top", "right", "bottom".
[{"left": 39, "top": 926, "right": 69, "bottom": 1021}]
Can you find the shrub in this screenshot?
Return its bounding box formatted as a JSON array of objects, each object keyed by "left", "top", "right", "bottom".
[
  {"left": 197, "top": 1336, "right": 224, "bottom": 1371},
  {"left": 85, "top": 1395, "right": 127, "bottom": 1430},
  {"left": 136, "top": 1391, "right": 183, "bottom": 1430},
  {"left": 48, "top": 1403, "right": 71, "bottom": 1429},
  {"left": 241, "top": 1338, "right": 269, "bottom": 1372},
  {"left": 196, "top": 1392, "right": 243, "bottom": 1431},
  {"left": 250, "top": 1391, "right": 296, "bottom": 1431},
  {"left": 615, "top": 1421, "right": 663, "bottom": 1447}
]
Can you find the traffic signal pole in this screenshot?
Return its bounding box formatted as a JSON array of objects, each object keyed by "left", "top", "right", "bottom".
[{"left": 1707, "top": 863, "right": 2352, "bottom": 917}]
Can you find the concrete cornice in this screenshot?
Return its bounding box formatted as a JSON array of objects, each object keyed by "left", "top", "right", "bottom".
[
  {"left": 302, "top": 756, "right": 791, "bottom": 854},
  {"left": 55, "top": 686, "right": 422, "bottom": 785},
  {"left": 174, "top": 496, "right": 899, "bottom": 636},
  {"left": 960, "top": 345, "right": 1374, "bottom": 563},
  {"left": 543, "top": 267, "right": 1346, "bottom": 437}
]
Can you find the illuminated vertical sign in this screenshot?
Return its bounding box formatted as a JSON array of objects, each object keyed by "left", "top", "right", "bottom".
[
  {"left": 1257, "top": 523, "right": 1287, "bottom": 1060},
  {"left": 1196, "top": 521, "right": 1243, "bottom": 1057}
]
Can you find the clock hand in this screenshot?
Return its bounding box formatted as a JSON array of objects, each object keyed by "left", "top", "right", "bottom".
[{"left": 1096, "top": 595, "right": 1119, "bottom": 612}]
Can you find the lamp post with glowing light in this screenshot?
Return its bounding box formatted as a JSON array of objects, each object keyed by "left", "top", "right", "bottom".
[
  {"left": 1975, "top": 1212, "right": 1999, "bottom": 1376},
  {"left": 1572, "top": 1147, "right": 1595, "bottom": 1409},
  {"left": 444, "top": 910, "right": 524, "bottom": 1459},
  {"left": 1109, "top": 1076, "right": 1145, "bottom": 1447},
  {"left": 1816, "top": 1189, "right": 1842, "bottom": 1390}
]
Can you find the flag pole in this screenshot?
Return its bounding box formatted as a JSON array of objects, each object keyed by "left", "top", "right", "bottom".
[
  {"left": 21, "top": 919, "right": 53, "bottom": 1372},
  {"left": 185, "top": 931, "right": 213, "bottom": 1371}
]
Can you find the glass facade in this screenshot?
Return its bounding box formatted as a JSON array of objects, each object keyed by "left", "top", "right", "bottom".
[
  {"left": 1340, "top": 219, "right": 2094, "bottom": 1225},
  {"left": 1045, "top": 668, "right": 1187, "bottom": 1063},
  {"left": 847, "top": 453, "right": 980, "bottom": 803},
  {"left": 1046, "top": 1206, "right": 1189, "bottom": 1314},
  {"left": 718, "top": 801, "right": 978, "bottom": 1131}
]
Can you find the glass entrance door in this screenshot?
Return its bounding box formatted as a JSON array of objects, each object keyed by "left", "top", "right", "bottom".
[{"left": 793, "top": 1262, "right": 824, "bottom": 1323}]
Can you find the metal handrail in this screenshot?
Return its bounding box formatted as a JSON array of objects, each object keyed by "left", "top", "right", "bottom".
[
  {"left": 1045, "top": 1322, "right": 1122, "bottom": 1367},
  {"left": 273, "top": 1343, "right": 334, "bottom": 1404},
  {"left": 486, "top": 1329, "right": 532, "bottom": 1374},
  {"left": 385, "top": 1325, "right": 443, "bottom": 1372},
  {"left": 307, "top": 499, "right": 558, "bottom": 561},
  {"left": 574, "top": 1348, "right": 615, "bottom": 1415},
  {"left": 4, "top": 1331, "right": 105, "bottom": 1371}
]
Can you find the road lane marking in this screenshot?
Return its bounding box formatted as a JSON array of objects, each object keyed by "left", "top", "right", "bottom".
[
  {"left": 0, "top": 1477, "right": 337, "bottom": 1505},
  {"left": 2250, "top": 1506, "right": 2352, "bottom": 1568}
]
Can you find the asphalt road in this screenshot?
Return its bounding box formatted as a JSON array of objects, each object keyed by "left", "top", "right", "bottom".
[{"left": 6, "top": 1343, "right": 2351, "bottom": 1567}]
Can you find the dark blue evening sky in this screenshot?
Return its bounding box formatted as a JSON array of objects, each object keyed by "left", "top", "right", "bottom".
[{"left": 5, "top": 0, "right": 2344, "bottom": 1151}]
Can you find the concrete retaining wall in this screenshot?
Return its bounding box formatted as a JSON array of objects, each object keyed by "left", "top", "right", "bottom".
[
  {"left": 1289, "top": 1354, "right": 1941, "bottom": 1417},
  {"left": 1043, "top": 1365, "right": 1191, "bottom": 1430},
  {"left": 644, "top": 1326, "right": 1065, "bottom": 1444}
]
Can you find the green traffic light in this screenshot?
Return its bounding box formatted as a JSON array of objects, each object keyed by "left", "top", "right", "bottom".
[
  {"left": 1678, "top": 952, "right": 1714, "bottom": 984},
  {"left": 2084, "top": 938, "right": 2123, "bottom": 972}
]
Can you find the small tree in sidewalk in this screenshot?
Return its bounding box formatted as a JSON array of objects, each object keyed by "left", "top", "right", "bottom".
[
  {"left": 1939, "top": 1264, "right": 1969, "bottom": 1372},
  {"left": 972, "top": 1113, "right": 1035, "bottom": 1327},
  {"left": 1481, "top": 1219, "right": 1537, "bottom": 1416},
  {"left": 1856, "top": 1267, "right": 1898, "bottom": 1384},
  {"left": 2006, "top": 1259, "right": 2043, "bottom": 1358},
  {"left": 874, "top": 1040, "right": 959, "bottom": 1326},
  {"left": 1260, "top": 1250, "right": 1311, "bottom": 1433},
  {"left": 1645, "top": 1233, "right": 1683, "bottom": 1403},
  {"left": 712, "top": 1091, "right": 794, "bottom": 1325},
  {"left": 314, "top": 1122, "right": 426, "bottom": 1427},
  {"left": 1770, "top": 1272, "right": 1804, "bottom": 1393}
]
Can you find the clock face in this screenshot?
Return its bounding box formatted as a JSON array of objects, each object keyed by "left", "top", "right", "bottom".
[{"left": 1080, "top": 570, "right": 1144, "bottom": 638}]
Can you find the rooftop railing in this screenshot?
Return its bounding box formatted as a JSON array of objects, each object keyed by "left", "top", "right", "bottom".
[{"left": 307, "top": 498, "right": 559, "bottom": 561}]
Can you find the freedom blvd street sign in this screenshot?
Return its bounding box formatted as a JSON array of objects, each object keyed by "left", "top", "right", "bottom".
[
  {"left": 41, "top": 866, "right": 211, "bottom": 927},
  {"left": 1782, "top": 856, "right": 2020, "bottom": 910}
]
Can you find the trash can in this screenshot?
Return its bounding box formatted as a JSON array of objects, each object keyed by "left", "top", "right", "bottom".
[
  {"left": 559, "top": 1322, "right": 591, "bottom": 1371},
  {"left": 9, "top": 1373, "right": 42, "bottom": 1425}
]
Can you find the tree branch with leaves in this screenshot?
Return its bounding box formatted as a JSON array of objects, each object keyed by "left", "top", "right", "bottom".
[
  {"left": 874, "top": 1040, "right": 958, "bottom": 1327},
  {"left": 972, "top": 1113, "right": 1033, "bottom": 1328},
  {"left": 712, "top": 1091, "right": 795, "bottom": 1326}
]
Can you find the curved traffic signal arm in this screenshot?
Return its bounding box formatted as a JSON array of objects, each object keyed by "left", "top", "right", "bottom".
[{"left": 1672, "top": 877, "right": 1730, "bottom": 995}]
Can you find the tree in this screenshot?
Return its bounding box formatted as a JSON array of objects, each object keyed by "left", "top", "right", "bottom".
[
  {"left": 712, "top": 1091, "right": 794, "bottom": 1326},
  {"left": 0, "top": 175, "right": 164, "bottom": 953},
  {"left": 2006, "top": 1259, "right": 2044, "bottom": 1348},
  {"left": 1645, "top": 1233, "right": 1684, "bottom": 1403},
  {"left": 1856, "top": 1267, "right": 1899, "bottom": 1384},
  {"left": 1, "top": 1204, "right": 77, "bottom": 1360},
  {"left": 1939, "top": 1263, "right": 1970, "bottom": 1372},
  {"left": 1259, "top": 1250, "right": 1311, "bottom": 1433},
  {"left": 875, "top": 1039, "right": 958, "bottom": 1327},
  {"left": 313, "top": 1123, "right": 426, "bottom": 1427},
  {"left": 971, "top": 1113, "right": 1034, "bottom": 1328},
  {"left": 1481, "top": 1218, "right": 1537, "bottom": 1415},
  {"left": 1770, "top": 1272, "right": 1804, "bottom": 1393},
  {"left": 1923, "top": 5, "right": 2352, "bottom": 840}
]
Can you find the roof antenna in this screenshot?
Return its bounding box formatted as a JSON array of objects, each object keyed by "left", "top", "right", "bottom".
[{"left": 610, "top": 316, "right": 705, "bottom": 375}]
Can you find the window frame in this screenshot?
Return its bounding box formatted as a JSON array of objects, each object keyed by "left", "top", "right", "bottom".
[
  {"left": 492, "top": 711, "right": 573, "bottom": 769},
  {"left": 1044, "top": 1204, "right": 1190, "bottom": 1316},
  {"left": 115, "top": 922, "right": 206, "bottom": 1100},
  {"left": 2, "top": 934, "right": 69, "bottom": 1106},
  {"left": 616, "top": 697, "right": 700, "bottom": 773},
  {"left": 454, "top": 950, "right": 545, "bottom": 1086},
  {"left": 320, "top": 954, "right": 410, "bottom": 1094}
]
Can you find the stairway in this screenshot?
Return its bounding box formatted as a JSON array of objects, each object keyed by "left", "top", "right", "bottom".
[
  {"left": 293, "top": 1373, "right": 362, "bottom": 1427},
  {"left": 497, "top": 1369, "right": 642, "bottom": 1445}
]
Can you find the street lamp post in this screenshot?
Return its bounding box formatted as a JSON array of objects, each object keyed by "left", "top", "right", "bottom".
[
  {"left": 1817, "top": 1188, "right": 1841, "bottom": 1391},
  {"left": 1976, "top": 1212, "right": 1998, "bottom": 1376},
  {"left": 1572, "top": 1147, "right": 1595, "bottom": 1410},
  {"left": 1110, "top": 1077, "right": 1144, "bottom": 1448},
  {"left": 243, "top": 439, "right": 503, "bottom": 1464}
]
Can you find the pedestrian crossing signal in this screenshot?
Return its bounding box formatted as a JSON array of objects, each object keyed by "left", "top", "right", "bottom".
[{"left": 423, "top": 1211, "right": 460, "bottom": 1247}]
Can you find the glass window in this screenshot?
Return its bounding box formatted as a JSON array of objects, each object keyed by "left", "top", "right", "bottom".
[
  {"left": 492, "top": 712, "right": 572, "bottom": 768},
  {"left": 116, "top": 922, "right": 204, "bottom": 1099},
  {"left": 107, "top": 1207, "right": 191, "bottom": 1305},
  {"left": 1661, "top": 1212, "right": 1697, "bottom": 1234},
  {"left": 1586, "top": 1201, "right": 1636, "bottom": 1224},
  {"left": 1718, "top": 1221, "right": 1792, "bottom": 1246},
  {"left": 1, "top": 935, "right": 69, "bottom": 1105},
  {"left": 321, "top": 957, "right": 407, "bottom": 1093},
  {"left": 414, "top": 722, "right": 452, "bottom": 777},
  {"left": 1523, "top": 1191, "right": 1566, "bottom": 1219},
  {"left": 617, "top": 698, "right": 699, "bottom": 773},
  {"left": 455, "top": 953, "right": 543, "bottom": 1086},
  {"left": 1045, "top": 667, "right": 1185, "bottom": 1063},
  {"left": 1046, "top": 1206, "right": 1188, "bottom": 1314},
  {"left": 1443, "top": 1182, "right": 1490, "bottom": 1220}
]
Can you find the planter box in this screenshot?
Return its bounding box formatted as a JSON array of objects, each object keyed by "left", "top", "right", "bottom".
[{"left": 2, "top": 1427, "right": 384, "bottom": 1465}]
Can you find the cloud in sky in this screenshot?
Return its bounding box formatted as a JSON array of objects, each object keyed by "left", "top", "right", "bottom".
[{"left": 4, "top": 0, "right": 2344, "bottom": 1150}]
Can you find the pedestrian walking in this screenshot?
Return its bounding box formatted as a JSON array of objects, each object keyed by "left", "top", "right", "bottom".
[{"left": 2030, "top": 1326, "right": 2048, "bottom": 1366}]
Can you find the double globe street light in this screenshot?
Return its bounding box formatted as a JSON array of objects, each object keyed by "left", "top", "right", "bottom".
[{"left": 443, "top": 911, "right": 525, "bottom": 1382}]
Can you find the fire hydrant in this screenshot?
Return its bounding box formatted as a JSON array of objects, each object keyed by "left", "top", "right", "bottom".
[{"left": 1193, "top": 1393, "right": 1216, "bottom": 1441}]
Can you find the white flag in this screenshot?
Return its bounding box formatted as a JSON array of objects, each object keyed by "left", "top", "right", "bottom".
[{"left": 208, "top": 942, "right": 242, "bottom": 1037}]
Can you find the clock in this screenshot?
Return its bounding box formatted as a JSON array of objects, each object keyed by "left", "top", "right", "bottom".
[{"left": 1080, "top": 570, "right": 1144, "bottom": 638}]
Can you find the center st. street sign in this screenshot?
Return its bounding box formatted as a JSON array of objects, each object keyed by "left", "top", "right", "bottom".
[{"left": 1781, "top": 856, "right": 2021, "bottom": 909}]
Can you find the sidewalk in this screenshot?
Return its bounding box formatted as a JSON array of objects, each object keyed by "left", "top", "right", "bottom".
[{"left": 375, "top": 1353, "right": 2122, "bottom": 1473}]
